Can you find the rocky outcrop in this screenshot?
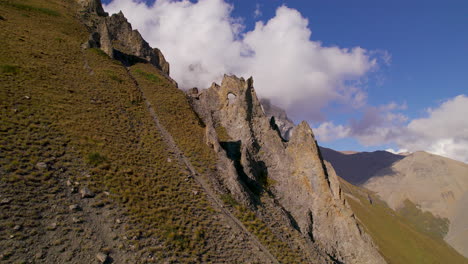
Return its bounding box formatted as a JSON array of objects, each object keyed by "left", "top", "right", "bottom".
[
  {"left": 78, "top": 0, "right": 170, "bottom": 76},
  {"left": 77, "top": 0, "right": 107, "bottom": 16},
  {"left": 189, "top": 75, "right": 386, "bottom": 264},
  {"left": 260, "top": 98, "right": 295, "bottom": 140}
]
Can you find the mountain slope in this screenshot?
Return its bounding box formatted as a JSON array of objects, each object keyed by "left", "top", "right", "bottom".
[
  {"left": 339, "top": 177, "right": 468, "bottom": 264},
  {"left": 364, "top": 151, "right": 468, "bottom": 257},
  {"left": 319, "top": 147, "right": 405, "bottom": 185},
  {"left": 0, "top": 0, "right": 387, "bottom": 263},
  {"left": 321, "top": 147, "right": 468, "bottom": 258},
  {"left": 262, "top": 101, "right": 468, "bottom": 261},
  {"left": 0, "top": 0, "right": 292, "bottom": 262}
]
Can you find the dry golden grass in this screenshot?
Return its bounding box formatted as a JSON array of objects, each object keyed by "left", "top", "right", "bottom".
[
  {"left": 340, "top": 179, "right": 468, "bottom": 264},
  {"left": 0, "top": 0, "right": 307, "bottom": 262}
]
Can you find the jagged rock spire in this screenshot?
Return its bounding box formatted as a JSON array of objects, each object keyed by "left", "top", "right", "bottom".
[
  {"left": 77, "top": 0, "right": 171, "bottom": 78},
  {"left": 190, "top": 75, "right": 386, "bottom": 264}
]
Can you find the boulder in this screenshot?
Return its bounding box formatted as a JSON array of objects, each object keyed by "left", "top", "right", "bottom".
[
  {"left": 36, "top": 162, "right": 47, "bottom": 170},
  {"left": 80, "top": 187, "right": 95, "bottom": 198},
  {"left": 96, "top": 252, "right": 108, "bottom": 263}
]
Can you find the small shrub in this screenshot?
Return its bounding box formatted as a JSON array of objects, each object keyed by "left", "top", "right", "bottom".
[
  {"left": 87, "top": 152, "right": 107, "bottom": 166},
  {"left": 0, "top": 65, "right": 20, "bottom": 74},
  {"left": 220, "top": 193, "right": 238, "bottom": 207},
  {"left": 109, "top": 74, "right": 124, "bottom": 84}
]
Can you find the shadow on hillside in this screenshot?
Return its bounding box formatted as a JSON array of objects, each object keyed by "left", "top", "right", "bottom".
[
  {"left": 113, "top": 49, "right": 147, "bottom": 67},
  {"left": 320, "top": 147, "right": 405, "bottom": 185}
]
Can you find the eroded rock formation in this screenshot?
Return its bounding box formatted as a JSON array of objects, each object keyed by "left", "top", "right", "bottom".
[
  {"left": 190, "top": 75, "right": 386, "bottom": 264},
  {"left": 78, "top": 0, "right": 170, "bottom": 76},
  {"left": 260, "top": 98, "right": 295, "bottom": 140}
]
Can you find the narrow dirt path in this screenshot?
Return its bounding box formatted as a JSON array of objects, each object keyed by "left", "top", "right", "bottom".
[{"left": 126, "top": 68, "right": 280, "bottom": 264}]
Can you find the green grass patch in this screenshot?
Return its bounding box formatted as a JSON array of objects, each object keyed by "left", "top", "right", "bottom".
[
  {"left": 87, "top": 152, "right": 107, "bottom": 166},
  {"left": 220, "top": 193, "right": 238, "bottom": 207},
  {"left": 398, "top": 199, "right": 449, "bottom": 240},
  {"left": 88, "top": 48, "right": 109, "bottom": 58},
  {"left": 3, "top": 2, "right": 60, "bottom": 16},
  {"left": 0, "top": 64, "right": 20, "bottom": 74},
  {"left": 135, "top": 68, "right": 162, "bottom": 83},
  {"left": 105, "top": 70, "right": 124, "bottom": 83}
]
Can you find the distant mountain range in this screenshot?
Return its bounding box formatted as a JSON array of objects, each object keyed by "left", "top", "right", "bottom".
[
  {"left": 319, "top": 147, "right": 405, "bottom": 185},
  {"left": 321, "top": 147, "right": 468, "bottom": 258}
]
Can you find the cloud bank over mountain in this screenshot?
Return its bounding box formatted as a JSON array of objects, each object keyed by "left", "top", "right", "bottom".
[
  {"left": 103, "top": 0, "right": 467, "bottom": 163},
  {"left": 316, "top": 95, "right": 468, "bottom": 163},
  {"left": 103, "top": 0, "right": 377, "bottom": 121}
]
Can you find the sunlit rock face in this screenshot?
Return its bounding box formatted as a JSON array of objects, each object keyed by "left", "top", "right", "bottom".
[
  {"left": 78, "top": 0, "right": 170, "bottom": 76},
  {"left": 190, "top": 75, "right": 386, "bottom": 264}
]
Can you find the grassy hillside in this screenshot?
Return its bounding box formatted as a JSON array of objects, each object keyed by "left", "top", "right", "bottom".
[
  {"left": 397, "top": 199, "right": 449, "bottom": 240},
  {"left": 128, "top": 63, "right": 309, "bottom": 263},
  {"left": 0, "top": 0, "right": 306, "bottom": 262},
  {"left": 339, "top": 179, "right": 468, "bottom": 264}
]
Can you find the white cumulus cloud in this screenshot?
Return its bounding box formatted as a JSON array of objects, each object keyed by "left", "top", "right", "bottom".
[
  {"left": 103, "top": 0, "right": 378, "bottom": 122},
  {"left": 315, "top": 95, "right": 468, "bottom": 163},
  {"left": 401, "top": 95, "right": 468, "bottom": 162}
]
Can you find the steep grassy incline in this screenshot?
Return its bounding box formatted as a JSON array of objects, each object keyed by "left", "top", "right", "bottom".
[
  {"left": 0, "top": 0, "right": 300, "bottom": 263},
  {"left": 129, "top": 63, "right": 312, "bottom": 263},
  {"left": 339, "top": 179, "right": 468, "bottom": 264}
]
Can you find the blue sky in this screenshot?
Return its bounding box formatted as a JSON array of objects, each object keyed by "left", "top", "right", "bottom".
[
  {"left": 225, "top": 0, "right": 468, "bottom": 151},
  {"left": 102, "top": 0, "right": 468, "bottom": 162}
]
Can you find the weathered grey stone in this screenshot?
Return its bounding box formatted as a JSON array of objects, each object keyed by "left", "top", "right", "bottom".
[
  {"left": 0, "top": 198, "right": 12, "bottom": 205},
  {"left": 35, "top": 250, "right": 45, "bottom": 259},
  {"left": 49, "top": 222, "right": 57, "bottom": 230},
  {"left": 96, "top": 252, "right": 108, "bottom": 263},
  {"left": 78, "top": 3, "right": 172, "bottom": 78},
  {"left": 260, "top": 98, "right": 295, "bottom": 140},
  {"left": 190, "top": 74, "right": 386, "bottom": 264},
  {"left": 77, "top": 0, "right": 107, "bottom": 17},
  {"left": 188, "top": 87, "right": 199, "bottom": 96},
  {"left": 80, "top": 187, "right": 95, "bottom": 198},
  {"left": 154, "top": 48, "right": 170, "bottom": 75},
  {"left": 36, "top": 162, "right": 47, "bottom": 170},
  {"left": 69, "top": 204, "right": 81, "bottom": 211}
]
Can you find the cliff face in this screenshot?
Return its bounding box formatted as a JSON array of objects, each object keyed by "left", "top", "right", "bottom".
[
  {"left": 76, "top": 1, "right": 386, "bottom": 262},
  {"left": 190, "top": 75, "right": 386, "bottom": 264},
  {"left": 78, "top": 0, "right": 170, "bottom": 76},
  {"left": 260, "top": 98, "right": 295, "bottom": 140}
]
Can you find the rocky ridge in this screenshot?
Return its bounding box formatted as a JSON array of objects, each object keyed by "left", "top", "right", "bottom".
[
  {"left": 78, "top": 0, "right": 171, "bottom": 76},
  {"left": 189, "top": 76, "right": 386, "bottom": 264},
  {"left": 0, "top": 0, "right": 390, "bottom": 261}
]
